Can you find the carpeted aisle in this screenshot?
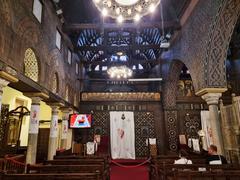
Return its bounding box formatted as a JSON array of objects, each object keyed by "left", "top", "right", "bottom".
[{"left": 110, "top": 159, "right": 149, "bottom": 180}]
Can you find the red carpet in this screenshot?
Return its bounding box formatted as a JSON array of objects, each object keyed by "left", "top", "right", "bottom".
[{"left": 110, "top": 159, "right": 149, "bottom": 180}]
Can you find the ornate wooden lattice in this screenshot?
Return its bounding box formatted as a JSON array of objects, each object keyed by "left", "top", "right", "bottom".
[
  {"left": 24, "top": 48, "right": 39, "bottom": 82},
  {"left": 89, "top": 111, "right": 110, "bottom": 140},
  {"left": 184, "top": 114, "right": 201, "bottom": 138},
  {"left": 87, "top": 111, "right": 155, "bottom": 157},
  {"left": 135, "top": 112, "right": 155, "bottom": 157}
]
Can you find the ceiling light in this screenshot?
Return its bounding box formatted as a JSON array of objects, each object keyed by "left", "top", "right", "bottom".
[
  {"left": 134, "top": 14, "right": 141, "bottom": 22},
  {"left": 107, "top": 65, "right": 133, "bottom": 79},
  {"left": 117, "top": 15, "right": 124, "bottom": 23},
  {"left": 94, "top": 0, "right": 100, "bottom": 3},
  {"left": 116, "top": 51, "right": 123, "bottom": 56},
  {"left": 115, "top": 0, "right": 140, "bottom": 6},
  {"left": 102, "top": 8, "right": 108, "bottom": 16},
  {"left": 127, "top": 9, "right": 132, "bottom": 15},
  {"left": 93, "top": 0, "right": 160, "bottom": 20},
  {"left": 149, "top": 3, "right": 156, "bottom": 13}
]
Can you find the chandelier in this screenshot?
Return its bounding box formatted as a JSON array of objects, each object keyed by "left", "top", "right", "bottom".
[
  {"left": 93, "top": 0, "right": 160, "bottom": 21},
  {"left": 107, "top": 65, "right": 133, "bottom": 79}
]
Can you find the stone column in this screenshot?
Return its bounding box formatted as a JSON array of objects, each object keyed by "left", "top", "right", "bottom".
[
  {"left": 202, "top": 93, "right": 224, "bottom": 154},
  {"left": 60, "top": 108, "right": 71, "bottom": 149},
  {"left": 0, "top": 78, "right": 10, "bottom": 112},
  {"left": 48, "top": 105, "right": 59, "bottom": 160},
  {"left": 26, "top": 97, "right": 42, "bottom": 164}
]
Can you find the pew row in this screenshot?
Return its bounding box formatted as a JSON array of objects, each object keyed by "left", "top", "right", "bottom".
[
  {"left": 26, "top": 164, "right": 108, "bottom": 180},
  {"left": 149, "top": 163, "right": 240, "bottom": 180},
  {"left": 1, "top": 172, "right": 101, "bottom": 180}
]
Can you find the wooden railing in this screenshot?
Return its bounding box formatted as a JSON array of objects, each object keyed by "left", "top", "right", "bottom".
[{"left": 3, "top": 155, "right": 26, "bottom": 173}]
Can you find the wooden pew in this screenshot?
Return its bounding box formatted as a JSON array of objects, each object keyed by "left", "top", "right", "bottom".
[
  {"left": 1, "top": 172, "right": 101, "bottom": 180},
  {"left": 174, "top": 170, "right": 240, "bottom": 180},
  {"left": 52, "top": 155, "right": 110, "bottom": 178},
  {"left": 44, "top": 159, "right": 105, "bottom": 166},
  {"left": 26, "top": 164, "right": 107, "bottom": 180},
  {"left": 150, "top": 163, "right": 240, "bottom": 180}
]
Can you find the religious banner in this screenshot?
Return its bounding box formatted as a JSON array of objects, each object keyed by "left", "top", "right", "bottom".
[
  {"left": 29, "top": 105, "right": 40, "bottom": 134},
  {"left": 50, "top": 114, "right": 58, "bottom": 138},
  {"left": 200, "top": 111, "right": 213, "bottom": 149},
  {"left": 110, "top": 111, "right": 135, "bottom": 159},
  {"left": 61, "top": 120, "right": 68, "bottom": 139}
]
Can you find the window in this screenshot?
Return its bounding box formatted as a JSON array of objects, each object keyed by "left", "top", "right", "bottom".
[
  {"left": 76, "top": 63, "right": 79, "bottom": 74},
  {"left": 102, "top": 66, "right": 107, "bottom": 71},
  {"left": 67, "top": 49, "right": 72, "bottom": 64},
  {"left": 33, "top": 0, "right": 42, "bottom": 23},
  {"left": 56, "top": 30, "right": 61, "bottom": 50},
  {"left": 95, "top": 65, "right": 100, "bottom": 71},
  {"left": 24, "top": 48, "right": 39, "bottom": 82}
]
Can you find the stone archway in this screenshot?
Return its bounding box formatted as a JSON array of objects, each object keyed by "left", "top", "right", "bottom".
[
  {"left": 162, "top": 60, "right": 184, "bottom": 152},
  {"left": 204, "top": 0, "right": 240, "bottom": 88}
]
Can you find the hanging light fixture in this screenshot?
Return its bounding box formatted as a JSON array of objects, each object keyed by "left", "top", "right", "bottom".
[
  {"left": 93, "top": 0, "right": 160, "bottom": 21},
  {"left": 107, "top": 65, "right": 133, "bottom": 79},
  {"left": 107, "top": 52, "right": 133, "bottom": 79}
]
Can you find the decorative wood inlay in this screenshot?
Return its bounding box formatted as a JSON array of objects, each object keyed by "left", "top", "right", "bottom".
[{"left": 81, "top": 92, "right": 160, "bottom": 101}]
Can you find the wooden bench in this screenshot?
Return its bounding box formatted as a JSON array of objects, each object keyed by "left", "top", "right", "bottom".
[
  {"left": 150, "top": 163, "right": 240, "bottom": 180},
  {"left": 26, "top": 164, "right": 108, "bottom": 180},
  {"left": 1, "top": 172, "right": 101, "bottom": 180},
  {"left": 50, "top": 155, "right": 110, "bottom": 177},
  {"left": 174, "top": 170, "right": 240, "bottom": 180},
  {"left": 44, "top": 159, "right": 105, "bottom": 166}
]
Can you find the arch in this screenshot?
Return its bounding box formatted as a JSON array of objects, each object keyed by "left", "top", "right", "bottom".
[
  {"left": 162, "top": 60, "right": 185, "bottom": 108},
  {"left": 24, "top": 48, "right": 39, "bottom": 82},
  {"left": 48, "top": 49, "right": 65, "bottom": 98},
  {"left": 16, "top": 17, "right": 42, "bottom": 45},
  {"left": 52, "top": 72, "right": 59, "bottom": 94},
  {"left": 204, "top": 0, "right": 240, "bottom": 88}
]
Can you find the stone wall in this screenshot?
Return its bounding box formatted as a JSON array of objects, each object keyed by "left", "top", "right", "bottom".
[{"left": 0, "top": 0, "right": 80, "bottom": 106}]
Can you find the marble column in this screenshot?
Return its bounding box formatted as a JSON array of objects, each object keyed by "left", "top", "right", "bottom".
[
  {"left": 0, "top": 78, "right": 10, "bottom": 113},
  {"left": 202, "top": 93, "right": 224, "bottom": 154},
  {"left": 48, "top": 105, "right": 59, "bottom": 160},
  {"left": 60, "top": 108, "right": 71, "bottom": 149},
  {"left": 26, "top": 97, "right": 42, "bottom": 164}
]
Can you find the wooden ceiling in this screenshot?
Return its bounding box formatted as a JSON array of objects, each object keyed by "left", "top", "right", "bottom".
[{"left": 57, "top": 0, "right": 191, "bottom": 78}]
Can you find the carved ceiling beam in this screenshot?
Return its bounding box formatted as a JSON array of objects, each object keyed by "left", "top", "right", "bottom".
[
  {"left": 82, "top": 58, "right": 161, "bottom": 66},
  {"left": 76, "top": 44, "right": 160, "bottom": 51},
  {"left": 63, "top": 21, "right": 181, "bottom": 32}
]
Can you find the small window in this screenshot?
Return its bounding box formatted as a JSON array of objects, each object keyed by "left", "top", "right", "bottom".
[
  {"left": 95, "top": 65, "right": 100, "bottom": 71},
  {"left": 76, "top": 63, "right": 79, "bottom": 74},
  {"left": 67, "top": 49, "right": 72, "bottom": 64},
  {"left": 56, "top": 30, "right": 61, "bottom": 50},
  {"left": 33, "top": 0, "right": 42, "bottom": 23},
  {"left": 102, "top": 66, "right": 107, "bottom": 71},
  {"left": 138, "top": 64, "right": 144, "bottom": 70}
]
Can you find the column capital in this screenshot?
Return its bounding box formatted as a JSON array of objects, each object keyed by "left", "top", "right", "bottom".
[
  {"left": 31, "top": 97, "right": 42, "bottom": 104},
  {"left": 201, "top": 93, "right": 222, "bottom": 105},
  {"left": 195, "top": 88, "right": 227, "bottom": 96},
  {"left": 47, "top": 102, "right": 65, "bottom": 109},
  {"left": 0, "top": 71, "right": 18, "bottom": 83},
  {"left": 59, "top": 107, "right": 72, "bottom": 113},
  {"left": 0, "top": 77, "right": 10, "bottom": 88}
]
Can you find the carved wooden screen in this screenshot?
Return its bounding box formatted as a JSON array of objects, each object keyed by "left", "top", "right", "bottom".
[{"left": 86, "top": 111, "right": 155, "bottom": 157}]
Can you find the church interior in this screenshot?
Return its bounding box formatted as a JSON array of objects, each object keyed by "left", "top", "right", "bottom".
[{"left": 0, "top": 0, "right": 240, "bottom": 179}]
